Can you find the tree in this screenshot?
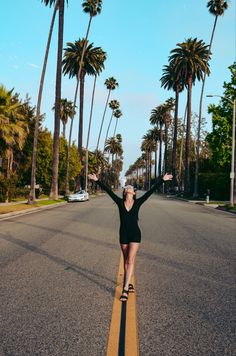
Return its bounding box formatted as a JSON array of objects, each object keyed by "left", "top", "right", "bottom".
[
  {"left": 53, "top": 98, "right": 74, "bottom": 137},
  {"left": 194, "top": 0, "right": 229, "bottom": 197},
  {"left": 96, "top": 77, "right": 119, "bottom": 150},
  {"left": 169, "top": 38, "right": 210, "bottom": 194},
  {"left": 161, "top": 62, "right": 183, "bottom": 186},
  {"left": 163, "top": 98, "right": 175, "bottom": 174},
  {"left": 103, "top": 100, "right": 120, "bottom": 151},
  {"left": 150, "top": 105, "right": 166, "bottom": 176},
  {"left": 29, "top": 0, "right": 59, "bottom": 203},
  {"left": 50, "top": 0, "right": 65, "bottom": 200},
  {"left": 113, "top": 109, "right": 122, "bottom": 136}
]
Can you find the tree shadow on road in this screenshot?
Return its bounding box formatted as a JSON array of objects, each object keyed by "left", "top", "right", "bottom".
[{"left": 0, "top": 232, "right": 116, "bottom": 297}]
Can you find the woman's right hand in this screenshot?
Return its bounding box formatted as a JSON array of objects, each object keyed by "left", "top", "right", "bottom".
[{"left": 88, "top": 173, "right": 98, "bottom": 181}]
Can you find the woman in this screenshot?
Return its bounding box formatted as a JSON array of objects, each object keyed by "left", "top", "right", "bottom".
[{"left": 88, "top": 173, "right": 173, "bottom": 302}]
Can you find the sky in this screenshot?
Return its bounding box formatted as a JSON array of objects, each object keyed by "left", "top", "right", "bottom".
[{"left": 0, "top": 0, "right": 235, "bottom": 177}]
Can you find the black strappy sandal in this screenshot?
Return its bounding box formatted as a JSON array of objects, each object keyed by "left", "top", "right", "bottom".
[
  {"left": 128, "top": 284, "right": 135, "bottom": 293},
  {"left": 120, "top": 289, "right": 129, "bottom": 302}
]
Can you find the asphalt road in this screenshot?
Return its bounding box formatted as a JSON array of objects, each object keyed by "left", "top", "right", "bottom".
[{"left": 0, "top": 193, "right": 235, "bottom": 356}]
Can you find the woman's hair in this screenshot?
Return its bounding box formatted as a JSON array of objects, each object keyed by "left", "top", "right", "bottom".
[{"left": 122, "top": 189, "right": 136, "bottom": 201}]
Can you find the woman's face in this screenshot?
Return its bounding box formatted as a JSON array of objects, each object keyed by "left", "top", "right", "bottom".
[{"left": 124, "top": 185, "right": 135, "bottom": 196}]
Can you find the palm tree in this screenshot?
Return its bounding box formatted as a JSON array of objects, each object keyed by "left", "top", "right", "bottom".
[
  {"left": 0, "top": 86, "right": 29, "bottom": 201},
  {"left": 103, "top": 100, "right": 120, "bottom": 151},
  {"left": 53, "top": 98, "right": 74, "bottom": 137},
  {"left": 163, "top": 98, "right": 175, "bottom": 174},
  {"left": 150, "top": 105, "right": 165, "bottom": 176},
  {"left": 113, "top": 109, "right": 122, "bottom": 136},
  {"left": 148, "top": 127, "right": 160, "bottom": 179},
  {"left": 104, "top": 136, "right": 122, "bottom": 165},
  {"left": 141, "top": 133, "right": 156, "bottom": 189},
  {"left": 85, "top": 48, "right": 107, "bottom": 191},
  {"left": 161, "top": 62, "right": 183, "bottom": 186},
  {"left": 50, "top": 0, "right": 65, "bottom": 200},
  {"left": 169, "top": 38, "right": 210, "bottom": 194},
  {"left": 194, "top": 0, "right": 229, "bottom": 197},
  {"left": 29, "top": 0, "right": 59, "bottom": 203},
  {"left": 96, "top": 77, "right": 119, "bottom": 150},
  {"left": 63, "top": 41, "right": 106, "bottom": 193}
]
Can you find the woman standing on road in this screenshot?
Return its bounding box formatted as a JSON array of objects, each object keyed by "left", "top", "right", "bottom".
[{"left": 88, "top": 173, "right": 173, "bottom": 302}]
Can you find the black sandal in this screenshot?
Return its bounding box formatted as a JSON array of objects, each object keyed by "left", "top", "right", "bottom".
[
  {"left": 128, "top": 284, "right": 135, "bottom": 293},
  {"left": 120, "top": 289, "right": 129, "bottom": 302}
]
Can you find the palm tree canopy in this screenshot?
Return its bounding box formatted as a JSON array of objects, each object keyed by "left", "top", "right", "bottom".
[
  {"left": 161, "top": 63, "right": 184, "bottom": 92},
  {"left": 113, "top": 109, "right": 122, "bottom": 118},
  {"left": 53, "top": 98, "right": 75, "bottom": 125},
  {"left": 109, "top": 100, "right": 120, "bottom": 111},
  {"left": 62, "top": 39, "right": 107, "bottom": 79},
  {"left": 104, "top": 77, "right": 119, "bottom": 90},
  {"left": 104, "top": 136, "right": 123, "bottom": 156},
  {"left": 41, "top": 0, "right": 67, "bottom": 7},
  {"left": 150, "top": 105, "right": 166, "bottom": 126},
  {"left": 169, "top": 38, "right": 211, "bottom": 85},
  {"left": 207, "top": 0, "right": 229, "bottom": 16},
  {"left": 82, "top": 0, "right": 102, "bottom": 17}
]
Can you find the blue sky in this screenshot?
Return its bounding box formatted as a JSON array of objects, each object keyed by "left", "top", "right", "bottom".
[{"left": 0, "top": 0, "right": 235, "bottom": 176}]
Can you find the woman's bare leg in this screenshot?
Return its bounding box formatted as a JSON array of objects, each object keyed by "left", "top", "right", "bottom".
[
  {"left": 123, "top": 242, "right": 139, "bottom": 292},
  {"left": 120, "top": 244, "right": 129, "bottom": 273}
]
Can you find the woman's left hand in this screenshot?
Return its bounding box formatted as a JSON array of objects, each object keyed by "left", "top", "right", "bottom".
[{"left": 163, "top": 173, "right": 173, "bottom": 181}]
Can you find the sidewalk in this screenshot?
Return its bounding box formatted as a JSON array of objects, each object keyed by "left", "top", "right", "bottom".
[{"left": 166, "top": 195, "right": 236, "bottom": 214}]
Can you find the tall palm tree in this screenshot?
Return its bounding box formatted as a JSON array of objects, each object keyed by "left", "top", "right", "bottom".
[
  {"left": 113, "top": 109, "right": 122, "bottom": 136},
  {"left": 53, "top": 98, "right": 74, "bottom": 137},
  {"left": 148, "top": 127, "right": 160, "bottom": 179},
  {"left": 141, "top": 133, "right": 156, "bottom": 189},
  {"left": 85, "top": 48, "right": 106, "bottom": 191},
  {"left": 194, "top": 0, "right": 229, "bottom": 197},
  {"left": 161, "top": 62, "right": 183, "bottom": 186},
  {"left": 29, "top": 0, "right": 59, "bottom": 203},
  {"left": 169, "top": 38, "right": 210, "bottom": 194},
  {"left": 103, "top": 100, "right": 120, "bottom": 151},
  {"left": 63, "top": 41, "right": 106, "bottom": 193},
  {"left": 150, "top": 105, "right": 165, "bottom": 176},
  {"left": 96, "top": 77, "right": 119, "bottom": 150},
  {"left": 163, "top": 98, "right": 175, "bottom": 174},
  {"left": 104, "top": 136, "right": 122, "bottom": 165},
  {"left": 50, "top": 0, "right": 65, "bottom": 200}
]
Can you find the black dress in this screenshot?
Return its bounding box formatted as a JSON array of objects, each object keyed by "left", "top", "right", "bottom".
[{"left": 97, "top": 177, "right": 164, "bottom": 244}]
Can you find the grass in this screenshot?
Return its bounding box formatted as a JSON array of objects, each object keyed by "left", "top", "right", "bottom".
[{"left": 0, "top": 199, "right": 66, "bottom": 214}]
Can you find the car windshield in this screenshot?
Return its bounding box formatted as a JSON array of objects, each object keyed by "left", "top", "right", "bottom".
[{"left": 75, "top": 190, "right": 85, "bottom": 194}]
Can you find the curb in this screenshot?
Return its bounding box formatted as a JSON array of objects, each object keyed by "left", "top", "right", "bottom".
[
  {"left": 0, "top": 202, "right": 68, "bottom": 221},
  {"left": 0, "top": 193, "right": 105, "bottom": 221}
]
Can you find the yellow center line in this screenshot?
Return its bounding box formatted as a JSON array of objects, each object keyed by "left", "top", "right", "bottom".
[{"left": 106, "top": 254, "right": 139, "bottom": 356}]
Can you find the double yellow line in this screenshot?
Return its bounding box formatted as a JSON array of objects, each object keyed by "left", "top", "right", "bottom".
[{"left": 106, "top": 255, "right": 139, "bottom": 356}]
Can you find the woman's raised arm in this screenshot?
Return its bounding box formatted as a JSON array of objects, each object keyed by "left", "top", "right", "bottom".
[
  {"left": 88, "top": 174, "right": 121, "bottom": 204},
  {"left": 137, "top": 173, "right": 173, "bottom": 205}
]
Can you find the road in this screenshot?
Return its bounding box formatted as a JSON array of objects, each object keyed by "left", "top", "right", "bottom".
[{"left": 0, "top": 192, "right": 235, "bottom": 356}]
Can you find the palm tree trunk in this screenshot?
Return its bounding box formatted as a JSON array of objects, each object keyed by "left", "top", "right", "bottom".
[
  {"left": 65, "top": 80, "right": 79, "bottom": 196},
  {"left": 164, "top": 122, "right": 168, "bottom": 173},
  {"left": 158, "top": 126, "right": 163, "bottom": 176},
  {"left": 50, "top": 0, "right": 64, "bottom": 200},
  {"left": 113, "top": 117, "right": 118, "bottom": 136},
  {"left": 178, "top": 104, "right": 187, "bottom": 190},
  {"left": 85, "top": 75, "right": 97, "bottom": 192},
  {"left": 154, "top": 142, "right": 157, "bottom": 179},
  {"left": 149, "top": 150, "right": 151, "bottom": 189},
  {"left": 77, "top": 71, "right": 86, "bottom": 190},
  {"left": 184, "top": 76, "right": 192, "bottom": 195},
  {"left": 29, "top": 0, "right": 58, "bottom": 203},
  {"left": 172, "top": 89, "right": 179, "bottom": 187},
  {"left": 96, "top": 89, "right": 111, "bottom": 150},
  {"left": 103, "top": 111, "right": 114, "bottom": 152},
  {"left": 62, "top": 122, "right": 66, "bottom": 138},
  {"left": 78, "top": 71, "right": 85, "bottom": 158},
  {"left": 194, "top": 16, "right": 218, "bottom": 197}
]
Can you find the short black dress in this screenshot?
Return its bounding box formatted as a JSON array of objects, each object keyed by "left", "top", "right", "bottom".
[{"left": 97, "top": 177, "right": 164, "bottom": 244}]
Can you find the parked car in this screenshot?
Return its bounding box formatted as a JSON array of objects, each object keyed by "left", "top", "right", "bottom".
[{"left": 68, "top": 190, "right": 89, "bottom": 202}]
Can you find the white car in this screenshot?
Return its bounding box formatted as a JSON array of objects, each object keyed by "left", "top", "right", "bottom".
[{"left": 68, "top": 190, "right": 89, "bottom": 202}]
